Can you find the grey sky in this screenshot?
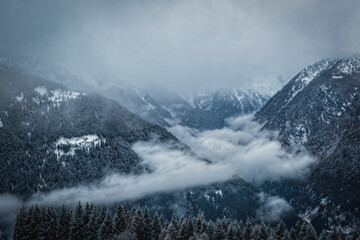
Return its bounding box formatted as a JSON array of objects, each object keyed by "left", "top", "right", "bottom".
[{"left": 1, "top": 0, "right": 359, "bottom": 93}]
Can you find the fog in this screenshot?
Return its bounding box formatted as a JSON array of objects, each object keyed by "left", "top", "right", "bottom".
[
  {"left": 1, "top": 0, "right": 359, "bottom": 93},
  {"left": 256, "top": 193, "right": 292, "bottom": 222},
  {"left": 23, "top": 115, "right": 314, "bottom": 207}
]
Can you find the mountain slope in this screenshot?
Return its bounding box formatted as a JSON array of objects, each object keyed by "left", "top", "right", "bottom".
[
  {"left": 0, "top": 63, "right": 177, "bottom": 197},
  {"left": 92, "top": 74, "right": 172, "bottom": 127},
  {"left": 2, "top": 56, "right": 173, "bottom": 127},
  {"left": 255, "top": 54, "right": 360, "bottom": 229}
]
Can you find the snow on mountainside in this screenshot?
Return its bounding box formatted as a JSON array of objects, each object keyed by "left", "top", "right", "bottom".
[
  {"left": 255, "top": 53, "right": 360, "bottom": 230},
  {"left": 180, "top": 88, "right": 270, "bottom": 129},
  {"left": 1, "top": 56, "right": 174, "bottom": 127},
  {"left": 92, "top": 74, "right": 172, "bottom": 127},
  {"left": 0, "top": 66, "right": 178, "bottom": 196},
  {"left": 146, "top": 85, "right": 270, "bottom": 130}
]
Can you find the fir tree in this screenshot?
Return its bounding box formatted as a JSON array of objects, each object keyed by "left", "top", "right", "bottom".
[
  {"left": 99, "top": 211, "right": 114, "bottom": 240},
  {"left": 206, "top": 220, "right": 215, "bottom": 240},
  {"left": 227, "top": 223, "right": 236, "bottom": 240},
  {"left": 178, "top": 219, "right": 190, "bottom": 240},
  {"left": 243, "top": 219, "right": 252, "bottom": 240},
  {"left": 114, "top": 203, "right": 126, "bottom": 235},
  {"left": 259, "top": 223, "right": 269, "bottom": 240},
  {"left": 131, "top": 208, "right": 144, "bottom": 240},
  {"left": 275, "top": 220, "right": 287, "bottom": 240},
  {"left": 143, "top": 207, "right": 152, "bottom": 237},
  {"left": 151, "top": 212, "right": 161, "bottom": 240},
  {"left": 13, "top": 206, "right": 27, "bottom": 240},
  {"left": 69, "top": 201, "right": 84, "bottom": 240},
  {"left": 58, "top": 205, "right": 71, "bottom": 240},
  {"left": 87, "top": 205, "right": 99, "bottom": 240},
  {"left": 214, "top": 220, "right": 226, "bottom": 240}
]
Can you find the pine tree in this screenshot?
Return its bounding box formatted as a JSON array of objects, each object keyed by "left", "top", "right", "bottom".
[
  {"left": 304, "top": 223, "right": 318, "bottom": 240},
  {"left": 114, "top": 203, "right": 126, "bottom": 235},
  {"left": 178, "top": 219, "right": 190, "bottom": 240},
  {"left": 97, "top": 206, "right": 107, "bottom": 227},
  {"left": 82, "top": 202, "right": 92, "bottom": 236},
  {"left": 99, "top": 211, "right": 114, "bottom": 240},
  {"left": 152, "top": 212, "right": 161, "bottom": 240},
  {"left": 243, "top": 219, "right": 252, "bottom": 240},
  {"left": 58, "top": 205, "right": 71, "bottom": 240},
  {"left": 227, "top": 223, "right": 236, "bottom": 240},
  {"left": 87, "top": 205, "right": 99, "bottom": 240},
  {"left": 259, "top": 223, "right": 269, "bottom": 240},
  {"left": 275, "top": 220, "right": 287, "bottom": 240},
  {"left": 206, "top": 220, "right": 215, "bottom": 240},
  {"left": 131, "top": 208, "right": 144, "bottom": 240},
  {"left": 289, "top": 227, "right": 297, "bottom": 240},
  {"left": 166, "top": 216, "right": 178, "bottom": 240},
  {"left": 69, "top": 201, "right": 84, "bottom": 240},
  {"left": 214, "top": 219, "right": 226, "bottom": 240},
  {"left": 46, "top": 207, "right": 58, "bottom": 240},
  {"left": 195, "top": 212, "right": 205, "bottom": 235},
  {"left": 159, "top": 214, "right": 166, "bottom": 229},
  {"left": 143, "top": 207, "right": 152, "bottom": 237},
  {"left": 13, "top": 206, "right": 27, "bottom": 240}
]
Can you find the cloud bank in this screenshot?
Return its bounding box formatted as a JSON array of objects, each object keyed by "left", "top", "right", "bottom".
[
  {"left": 26, "top": 115, "right": 314, "bottom": 207},
  {"left": 1, "top": 0, "right": 359, "bottom": 93}
]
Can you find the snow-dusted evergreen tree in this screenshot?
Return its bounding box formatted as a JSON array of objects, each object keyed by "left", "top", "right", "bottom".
[
  {"left": 131, "top": 208, "right": 144, "bottom": 240},
  {"left": 243, "top": 219, "right": 252, "bottom": 240},
  {"left": 143, "top": 207, "right": 152, "bottom": 238},
  {"left": 151, "top": 212, "right": 161, "bottom": 240},
  {"left": 99, "top": 211, "right": 114, "bottom": 240},
  {"left": 214, "top": 219, "right": 226, "bottom": 240},
  {"left": 57, "top": 205, "right": 71, "bottom": 240},
  {"left": 69, "top": 202, "right": 84, "bottom": 240},
  {"left": 87, "top": 205, "right": 99, "bottom": 240},
  {"left": 114, "top": 203, "right": 126, "bottom": 235},
  {"left": 13, "top": 206, "right": 27, "bottom": 240},
  {"left": 206, "top": 220, "right": 215, "bottom": 240},
  {"left": 227, "top": 223, "right": 236, "bottom": 240},
  {"left": 275, "top": 220, "right": 287, "bottom": 240}
]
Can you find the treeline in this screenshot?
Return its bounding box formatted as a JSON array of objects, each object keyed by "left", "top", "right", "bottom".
[{"left": 13, "top": 202, "right": 359, "bottom": 240}]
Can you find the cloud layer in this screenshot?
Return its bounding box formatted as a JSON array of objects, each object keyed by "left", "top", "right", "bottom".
[
  {"left": 26, "top": 115, "right": 314, "bottom": 207},
  {"left": 1, "top": 0, "right": 359, "bottom": 93}
]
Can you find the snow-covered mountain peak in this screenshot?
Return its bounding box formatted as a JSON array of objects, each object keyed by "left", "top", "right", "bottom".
[{"left": 336, "top": 54, "right": 360, "bottom": 76}]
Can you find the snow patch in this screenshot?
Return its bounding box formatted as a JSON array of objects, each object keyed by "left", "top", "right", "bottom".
[
  {"left": 54, "top": 135, "right": 105, "bottom": 161},
  {"left": 0, "top": 118, "right": 2, "bottom": 128},
  {"left": 15, "top": 92, "right": 24, "bottom": 102},
  {"left": 33, "top": 86, "right": 85, "bottom": 107},
  {"left": 35, "top": 86, "right": 48, "bottom": 96}
]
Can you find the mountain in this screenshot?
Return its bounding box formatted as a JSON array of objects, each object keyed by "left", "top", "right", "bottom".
[
  {"left": 147, "top": 86, "right": 270, "bottom": 129},
  {"left": 91, "top": 74, "right": 172, "bottom": 127},
  {"left": 2, "top": 56, "right": 172, "bottom": 127},
  {"left": 5, "top": 55, "right": 94, "bottom": 92},
  {"left": 0, "top": 61, "right": 178, "bottom": 197},
  {"left": 255, "top": 54, "right": 360, "bottom": 229}
]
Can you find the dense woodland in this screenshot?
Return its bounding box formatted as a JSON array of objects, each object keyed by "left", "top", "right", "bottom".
[{"left": 13, "top": 202, "right": 359, "bottom": 240}]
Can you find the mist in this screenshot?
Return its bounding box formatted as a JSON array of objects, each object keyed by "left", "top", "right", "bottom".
[
  {"left": 23, "top": 115, "right": 314, "bottom": 207},
  {"left": 1, "top": 0, "right": 360, "bottom": 93}
]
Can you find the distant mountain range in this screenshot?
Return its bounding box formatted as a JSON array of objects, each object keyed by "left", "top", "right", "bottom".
[{"left": 147, "top": 86, "right": 270, "bottom": 129}]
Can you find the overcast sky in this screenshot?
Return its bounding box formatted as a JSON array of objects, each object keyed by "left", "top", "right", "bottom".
[{"left": 1, "top": 0, "right": 359, "bottom": 93}]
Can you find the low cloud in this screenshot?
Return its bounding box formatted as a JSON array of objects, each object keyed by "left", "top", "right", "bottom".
[
  {"left": 25, "top": 115, "right": 314, "bottom": 207},
  {"left": 0, "top": 194, "right": 23, "bottom": 235},
  {"left": 256, "top": 193, "right": 292, "bottom": 222},
  {"left": 169, "top": 115, "right": 314, "bottom": 182}
]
